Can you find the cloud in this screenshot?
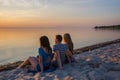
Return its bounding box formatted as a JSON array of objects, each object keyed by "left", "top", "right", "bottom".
[
  {"left": 0, "top": 0, "right": 96, "bottom": 10},
  {"left": 0, "top": 0, "right": 47, "bottom": 10}
]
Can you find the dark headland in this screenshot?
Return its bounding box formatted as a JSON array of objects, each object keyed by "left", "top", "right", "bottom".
[{"left": 94, "top": 25, "right": 120, "bottom": 29}]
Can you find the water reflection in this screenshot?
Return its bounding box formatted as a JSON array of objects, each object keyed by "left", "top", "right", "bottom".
[{"left": 0, "top": 27, "right": 120, "bottom": 64}]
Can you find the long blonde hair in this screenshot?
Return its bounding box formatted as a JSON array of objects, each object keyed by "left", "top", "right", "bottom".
[{"left": 64, "top": 33, "right": 74, "bottom": 54}]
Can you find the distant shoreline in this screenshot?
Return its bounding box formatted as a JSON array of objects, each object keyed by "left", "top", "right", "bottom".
[
  {"left": 0, "top": 38, "right": 120, "bottom": 72},
  {"left": 94, "top": 25, "right": 120, "bottom": 29}
]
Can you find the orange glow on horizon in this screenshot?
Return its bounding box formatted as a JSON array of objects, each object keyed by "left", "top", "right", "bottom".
[{"left": 0, "top": 18, "right": 87, "bottom": 27}]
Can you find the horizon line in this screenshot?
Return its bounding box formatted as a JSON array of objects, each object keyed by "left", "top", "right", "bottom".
[{"left": 0, "top": 26, "right": 87, "bottom": 29}]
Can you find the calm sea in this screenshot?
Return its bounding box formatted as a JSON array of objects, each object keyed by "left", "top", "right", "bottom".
[{"left": 0, "top": 27, "right": 120, "bottom": 65}]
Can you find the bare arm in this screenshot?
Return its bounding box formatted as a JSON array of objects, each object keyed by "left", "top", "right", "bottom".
[
  {"left": 66, "top": 49, "right": 77, "bottom": 63},
  {"left": 55, "top": 51, "right": 63, "bottom": 69},
  {"left": 38, "top": 56, "right": 43, "bottom": 72},
  {"left": 66, "top": 50, "right": 72, "bottom": 63}
]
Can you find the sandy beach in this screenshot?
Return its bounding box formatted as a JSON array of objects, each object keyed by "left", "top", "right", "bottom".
[{"left": 0, "top": 41, "right": 120, "bottom": 80}]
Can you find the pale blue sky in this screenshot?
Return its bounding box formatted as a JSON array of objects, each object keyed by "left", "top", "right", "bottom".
[{"left": 0, "top": 0, "right": 120, "bottom": 27}]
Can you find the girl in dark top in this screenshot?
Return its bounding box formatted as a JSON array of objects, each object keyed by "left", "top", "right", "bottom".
[{"left": 18, "top": 36, "right": 53, "bottom": 72}]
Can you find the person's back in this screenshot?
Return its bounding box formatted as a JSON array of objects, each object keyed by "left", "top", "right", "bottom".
[
  {"left": 53, "top": 43, "right": 67, "bottom": 64},
  {"left": 38, "top": 47, "right": 52, "bottom": 66}
]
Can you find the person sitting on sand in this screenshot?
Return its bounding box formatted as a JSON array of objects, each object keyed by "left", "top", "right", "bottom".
[
  {"left": 63, "top": 33, "right": 74, "bottom": 55},
  {"left": 63, "top": 33, "right": 78, "bottom": 63},
  {"left": 52, "top": 35, "right": 76, "bottom": 69},
  {"left": 18, "top": 36, "right": 53, "bottom": 72}
]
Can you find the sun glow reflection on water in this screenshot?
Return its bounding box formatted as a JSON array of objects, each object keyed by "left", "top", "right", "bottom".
[{"left": 0, "top": 27, "right": 120, "bottom": 64}]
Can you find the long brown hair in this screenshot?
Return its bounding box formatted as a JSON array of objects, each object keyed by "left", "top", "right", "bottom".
[
  {"left": 40, "top": 36, "right": 52, "bottom": 53},
  {"left": 64, "top": 33, "right": 74, "bottom": 54}
]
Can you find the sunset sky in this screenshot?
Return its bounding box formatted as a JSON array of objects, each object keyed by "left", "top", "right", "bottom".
[{"left": 0, "top": 0, "right": 120, "bottom": 27}]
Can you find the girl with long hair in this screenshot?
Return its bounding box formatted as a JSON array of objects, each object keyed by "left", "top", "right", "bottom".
[
  {"left": 64, "top": 33, "right": 74, "bottom": 55},
  {"left": 18, "top": 36, "right": 53, "bottom": 72}
]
